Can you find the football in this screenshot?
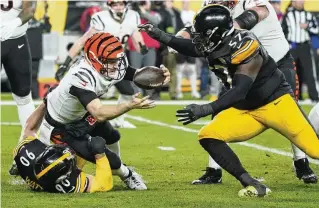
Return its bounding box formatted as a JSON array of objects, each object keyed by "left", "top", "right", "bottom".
[{"left": 133, "top": 66, "right": 165, "bottom": 90}]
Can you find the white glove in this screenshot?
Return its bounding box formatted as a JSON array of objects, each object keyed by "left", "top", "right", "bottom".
[
  {"left": 168, "top": 47, "right": 178, "bottom": 54},
  {"left": 0, "top": 18, "right": 22, "bottom": 41}
]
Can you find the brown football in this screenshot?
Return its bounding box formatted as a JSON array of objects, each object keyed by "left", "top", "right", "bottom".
[{"left": 133, "top": 66, "right": 165, "bottom": 90}]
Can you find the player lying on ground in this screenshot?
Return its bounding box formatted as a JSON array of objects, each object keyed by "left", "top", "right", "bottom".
[
  {"left": 139, "top": 5, "right": 319, "bottom": 197},
  {"left": 171, "top": 0, "right": 316, "bottom": 185},
  {"left": 14, "top": 94, "right": 157, "bottom": 193}
]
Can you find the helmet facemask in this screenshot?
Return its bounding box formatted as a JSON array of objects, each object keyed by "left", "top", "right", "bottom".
[
  {"left": 98, "top": 52, "right": 128, "bottom": 80},
  {"left": 108, "top": 0, "right": 128, "bottom": 22}
]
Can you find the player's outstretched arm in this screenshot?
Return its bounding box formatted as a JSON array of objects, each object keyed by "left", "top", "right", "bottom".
[
  {"left": 138, "top": 23, "right": 202, "bottom": 57},
  {"left": 86, "top": 137, "right": 113, "bottom": 193},
  {"left": 19, "top": 1, "right": 37, "bottom": 24},
  {"left": 176, "top": 55, "right": 262, "bottom": 125},
  {"left": 22, "top": 103, "right": 46, "bottom": 139},
  {"left": 86, "top": 93, "right": 155, "bottom": 122}
]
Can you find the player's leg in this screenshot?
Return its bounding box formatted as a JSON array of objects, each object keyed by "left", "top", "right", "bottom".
[
  {"left": 176, "top": 55, "right": 185, "bottom": 99},
  {"left": 3, "top": 36, "right": 35, "bottom": 129},
  {"left": 277, "top": 53, "right": 316, "bottom": 183},
  {"left": 258, "top": 94, "right": 319, "bottom": 183},
  {"left": 198, "top": 108, "right": 270, "bottom": 197},
  {"left": 309, "top": 103, "right": 319, "bottom": 133}
]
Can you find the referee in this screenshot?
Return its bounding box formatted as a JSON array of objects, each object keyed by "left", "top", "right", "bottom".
[{"left": 282, "top": 0, "right": 319, "bottom": 102}]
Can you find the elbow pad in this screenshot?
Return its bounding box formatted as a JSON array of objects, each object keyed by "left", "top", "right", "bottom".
[{"left": 235, "top": 10, "right": 259, "bottom": 30}]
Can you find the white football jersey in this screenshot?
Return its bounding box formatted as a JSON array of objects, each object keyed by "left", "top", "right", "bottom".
[
  {"left": 0, "top": 0, "right": 28, "bottom": 39},
  {"left": 232, "top": 0, "right": 289, "bottom": 62},
  {"left": 46, "top": 58, "right": 126, "bottom": 124},
  {"left": 90, "top": 9, "right": 141, "bottom": 46}
]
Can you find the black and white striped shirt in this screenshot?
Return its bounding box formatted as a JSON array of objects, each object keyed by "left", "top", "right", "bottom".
[{"left": 282, "top": 7, "right": 319, "bottom": 43}]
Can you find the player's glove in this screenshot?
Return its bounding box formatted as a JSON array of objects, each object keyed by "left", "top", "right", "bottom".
[
  {"left": 138, "top": 23, "right": 172, "bottom": 44},
  {"left": 139, "top": 42, "right": 149, "bottom": 55},
  {"left": 55, "top": 56, "right": 73, "bottom": 81},
  {"left": 0, "top": 18, "right": 22, "bottom": 41},
  {"left": 176, "top": 104, "right": 214, "bottom": 125},
  {"left": 89, "top": 136, "right": 106, "bottom": 155}
]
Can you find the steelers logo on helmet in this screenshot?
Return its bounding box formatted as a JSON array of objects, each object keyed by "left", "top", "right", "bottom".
[
  {"left": 107, "top": 0, "right": 129, "bottom": 22},
  {"left": 34, "top": 144, "right": 76, "bottom": 185},
  {"left": 202, "top": 0, "right": 238, "bottom": 10},
  {"left": 192, "top": 4, "right": 234, "bottom": 54},
  {"left": 84, "top": 32, "right": 128, "bottom": 80}
]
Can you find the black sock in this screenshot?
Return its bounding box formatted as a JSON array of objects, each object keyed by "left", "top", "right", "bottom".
[{"left": 200, "top": 138, "right": 257, "bottom": 186}]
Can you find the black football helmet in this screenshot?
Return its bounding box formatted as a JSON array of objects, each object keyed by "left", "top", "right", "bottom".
[
  {"left": 192, "top": 4, "right": 234, "bottom": 54},
  {"left": 34, "top": 144, "right": 76, "bottom": 184}
]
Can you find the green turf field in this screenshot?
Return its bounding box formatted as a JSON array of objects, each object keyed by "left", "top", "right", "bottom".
[{"left": 1, "top": 97, "right": 319, "bottom": 208}]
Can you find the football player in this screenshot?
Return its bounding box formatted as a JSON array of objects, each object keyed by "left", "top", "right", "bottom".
[
  {"left": 171, "top": 0, "right": 317, "bottom": 185},
  {"left": 37, "top": 32, "right": 169, "bottom": 191},
  {"left": 55, "top": 0, "right": 147, "bottom": 129},
  {"left": 14, "top": 103, "right": 141, "bottom": 193},
  {"left": 139, "top": 5, "right": 319, "bottom": 197},
  {"left": 1, "top": 0, "right": 37, "bottom": 175}
]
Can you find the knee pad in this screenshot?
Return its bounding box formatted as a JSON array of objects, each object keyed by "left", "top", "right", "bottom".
[
  {"left": 12, "top": 92, "right": 32, "bottom": 105},
  {"left": 105, "top": 129, "right": 121, "bottom": 145},
  {"left": 104, "top": 148, "right": 122, "bottom": 169}
]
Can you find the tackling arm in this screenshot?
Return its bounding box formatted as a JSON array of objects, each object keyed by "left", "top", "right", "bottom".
[
  {"left": 68, "top": 27, "right": 97, "bottom": 59},
  {"left": 22, "top": 103, "right": 46, "bottom": 139}
]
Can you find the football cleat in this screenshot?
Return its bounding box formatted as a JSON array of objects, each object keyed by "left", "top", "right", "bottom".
[
  {"left": 238, "top": 183, "right": 271, "bottom": 197},
  {"left": 192, "top": 167, "right": 222, "bottom": 185},
  {"left": 294, "top": 158, "right": 318, "bottom": 184},
  {"left": 8, "top": 164, "right": 19, "bottom": 176},
  {"left": 123, "top": 169, "right": 147, "bottom": 190}
]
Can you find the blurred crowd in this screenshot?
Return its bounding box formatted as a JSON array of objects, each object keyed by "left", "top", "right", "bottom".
[{"left": 2, "top": 0, "right": 319, "bottom": 102}]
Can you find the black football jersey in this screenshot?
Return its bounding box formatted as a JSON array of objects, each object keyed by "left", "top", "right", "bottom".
[
  {"left": 206, "top": 30, "right": 292, "bottom": 109},
  {"left": 14, "top": 138, "right": 89, "bottom": 193}
]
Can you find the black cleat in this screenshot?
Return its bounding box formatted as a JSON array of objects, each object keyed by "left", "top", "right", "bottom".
[
  {"left": 294, "top": 158, "right": 318, "bottom": 184},
  {"left": 8, "top": 164, "right": 19, "bottom": 176},
  {"left": 192, "top": 167, "right": 222, "bottom": 185}
]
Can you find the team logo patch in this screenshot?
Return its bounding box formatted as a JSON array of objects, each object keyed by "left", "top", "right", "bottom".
[{"left": 86, "top": 115, "right": 97, "bottom": 126}]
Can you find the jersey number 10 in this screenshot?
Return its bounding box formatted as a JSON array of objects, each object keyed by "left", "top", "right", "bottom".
[{"left": 1, "top": 0, "right": 13, "bottom": 11}]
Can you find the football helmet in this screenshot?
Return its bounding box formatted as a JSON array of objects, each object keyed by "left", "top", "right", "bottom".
[
  {"left": 34, "top": 144, "right": 76, "bottom": 184},
  {"left": 107, "top": 0, "right": 128, "bottom": 22},
  {"left": 202, "top": 0, "right": 238, "bottom": 10},
  {"left": 84, "top": 32, "right": 128, "bottom": 80},
  {"left": 192, "top": 4, "right": 234, "bottom": 54}
]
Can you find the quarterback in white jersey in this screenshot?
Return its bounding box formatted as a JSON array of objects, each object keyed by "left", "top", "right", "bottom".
[
  {"left": 176, "top": 0, "right": 317, "bottom": 185},
  {"left": 1, "top": 0, "right": 36, "bottom": 176},
  {"left": 55, "top": 0, "right": 147, "bottom": 129},
  {"left": 40, "top": 32, "right": 170, "bottom": 191}
]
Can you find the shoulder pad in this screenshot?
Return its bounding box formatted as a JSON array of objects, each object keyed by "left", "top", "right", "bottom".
[
  {"left": 90, "top": 12, "right": 106, "bottom": 31},
  {"left": 229, "top": 31, "right": 260, "bottom": 65},
  {"left": 71, "top": 68, "right": 96, "bottom": 92}
]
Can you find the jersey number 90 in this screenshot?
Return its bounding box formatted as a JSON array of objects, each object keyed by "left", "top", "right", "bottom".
[{"left": 1, "top": 0, "right": 13, "bottom": 11}]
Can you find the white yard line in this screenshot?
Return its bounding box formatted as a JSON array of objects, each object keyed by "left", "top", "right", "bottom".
[{"left": 126, "top": 115, "right": 319, "bottom": 165}]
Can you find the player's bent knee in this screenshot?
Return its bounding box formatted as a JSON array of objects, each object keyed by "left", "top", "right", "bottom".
[
  {"left": 104, "top": 148, "right": 122, "bottom": 169},
  {"left": 105, "top": 129, "right": 121, "bottom": 145},
  {"left": 198, "top": 126, "right": 225, "bottom": 141},
  {"left": 12, "top": 92, "right": 32, "bottom": 105}
]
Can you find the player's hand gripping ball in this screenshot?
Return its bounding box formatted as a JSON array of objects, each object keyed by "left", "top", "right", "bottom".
[{"left": 133, "top": 65, "right": 170, "bottom": 90}]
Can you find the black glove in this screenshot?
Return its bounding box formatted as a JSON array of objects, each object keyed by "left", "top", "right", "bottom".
[
  {"left": 140, "top": 43, "right": 149, "bottom": 55},
  {"left": 137, "top": 23, "right": 172, "bottom": 44},
  {"left": 55, "top": 56, "right": 72, "bottom": 81},
  {"left": 88, "top": 136, "right": 106, "bottom": 155},
  {"left": 176, "top": 104, "right": 214, "bottom": 125}
]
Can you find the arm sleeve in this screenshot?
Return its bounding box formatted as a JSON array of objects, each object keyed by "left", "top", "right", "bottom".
[
  {"left": 167, "top": 36, "right": 202, "bottom": 57},
  {"left": 210, "top": 74, "right": 254, "bottom": 114},
  {"left": 69, "top": 86, "right": 98, "bottom": 108},
  {"left": 307, "top": 12, "right": 319, "bottom": 35},
  {"left": 123, "top": 65, "right": 137, "bottom": 81},
  {"left": 89, "top": 156, "right": 113, "bottom": 193}
]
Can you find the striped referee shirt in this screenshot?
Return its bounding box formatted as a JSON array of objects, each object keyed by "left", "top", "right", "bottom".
[{"left": 282, "top": 7, "right": 319, "bottom": 43}]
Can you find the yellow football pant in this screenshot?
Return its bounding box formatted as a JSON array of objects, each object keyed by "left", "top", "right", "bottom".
[{"left": 198, "top": 94, "right": 319, "bottom": 159}]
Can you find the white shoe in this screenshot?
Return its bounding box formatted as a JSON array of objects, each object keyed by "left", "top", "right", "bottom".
[
  {"left": 123, "top": 170, "right": 147, "bottom": 190},
  {"left": 192, "top": 92, "right": 201, "bottom": 99},
  {"left": 177, "top": 93, "right": 183, "bottom": 99}
]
